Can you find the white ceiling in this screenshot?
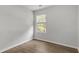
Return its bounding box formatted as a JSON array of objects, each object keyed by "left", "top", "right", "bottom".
[{"left": 24, "top": 5, "right": 51, "bottom": 11}]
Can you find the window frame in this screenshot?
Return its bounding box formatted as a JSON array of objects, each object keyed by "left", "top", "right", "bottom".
[{"left": 36, "top": 14, "right": 46, "bottom": 33}]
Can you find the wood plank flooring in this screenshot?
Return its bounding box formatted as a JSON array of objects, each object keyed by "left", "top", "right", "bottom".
[{"left": 3, "top": 39, "right": 78, "bottom": 53}]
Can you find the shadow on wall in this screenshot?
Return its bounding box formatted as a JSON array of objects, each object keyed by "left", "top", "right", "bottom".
[{"left": 0, "top": 26, "right": 33, "bottom": 52}]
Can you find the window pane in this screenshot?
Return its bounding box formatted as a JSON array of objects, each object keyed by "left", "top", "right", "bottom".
[
  {"left": 36, "top": 15, "right": 46, "bottom": 33},
  {"left": 36, "top": 15, "right": 46, "bottom": 23},
  {"left": 37, "top": 23, "right": 46, "bottom": 32}
]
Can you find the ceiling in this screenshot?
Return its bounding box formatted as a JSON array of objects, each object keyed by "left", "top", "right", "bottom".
[{"left": 24, "top": 5, "right": 51, "bottom": 11}]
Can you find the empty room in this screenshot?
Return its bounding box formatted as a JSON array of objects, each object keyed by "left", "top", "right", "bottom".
[{"left": 0, "top": 5, "right": 79, "bottom": 53}]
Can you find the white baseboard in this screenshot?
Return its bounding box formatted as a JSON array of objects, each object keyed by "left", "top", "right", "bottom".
[
  {"left": 35, "top": 38, "right": 78, "bottom": 49},
  {"left": 0, "top": 38, "right": 32, "bottom": 53},
  {"left": 0, "top": 26, "right": 33, "bottom": 53},
  {"left": 1, "top": 38, "right": 78, "bottom": 53}
]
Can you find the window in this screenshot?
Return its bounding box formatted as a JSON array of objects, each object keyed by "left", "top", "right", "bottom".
[{"left": 36, "top": 15, "right": 46, "bottom": 33}]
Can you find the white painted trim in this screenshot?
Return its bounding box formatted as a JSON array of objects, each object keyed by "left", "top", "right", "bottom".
[
  {"left": 1, "top": 37, "right": 78, "bottom": 52},
  {"left": 0, "top": 38, "right": 32, "bottom": 53},
  {"left": 0, "top": 26, "right": 33, "bottom": 53},
  {"left": 35, "top": 38, "right": 78, "bottom": 49}
]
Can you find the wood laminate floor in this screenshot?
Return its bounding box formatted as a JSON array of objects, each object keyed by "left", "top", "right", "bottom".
[{"left": 3, "top": 39, "right": 78, "bottom": 53}]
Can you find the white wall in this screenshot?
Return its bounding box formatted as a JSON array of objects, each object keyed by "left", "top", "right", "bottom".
[
  {"left": 34, "top": 6, "right": 78, "bottom": 48},
  {"left": 78, "top": 6, "right": 79, "bottom": 51},
  {"left": 0, "top": 6, "right": 33, "bottom": 52}
]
